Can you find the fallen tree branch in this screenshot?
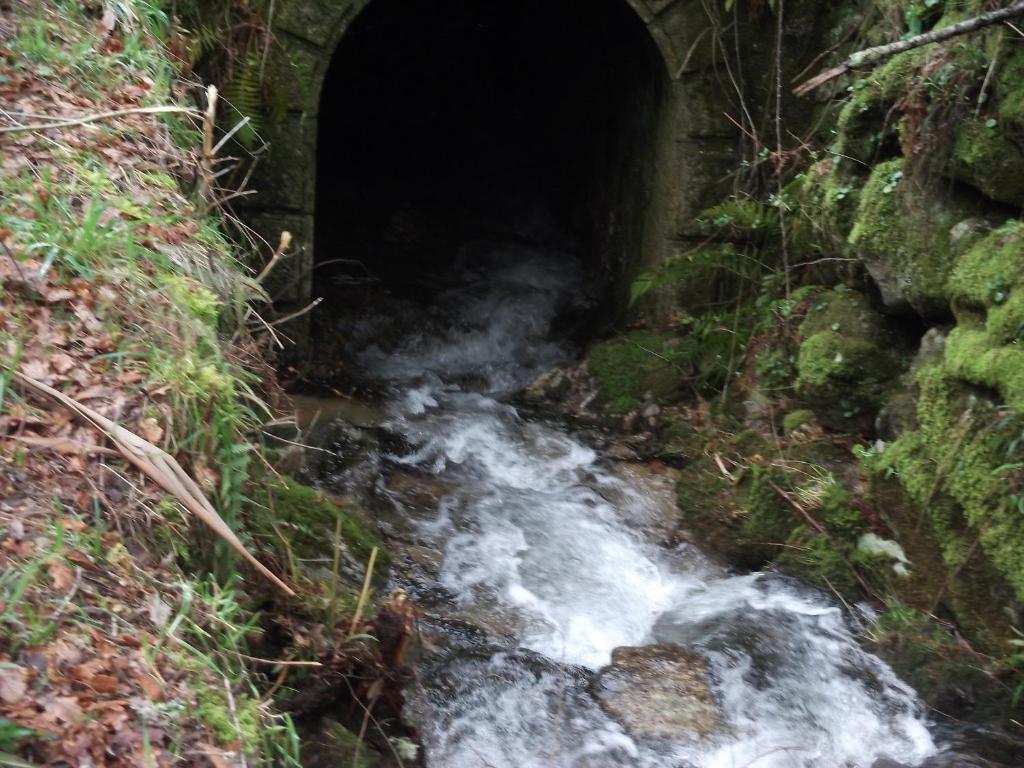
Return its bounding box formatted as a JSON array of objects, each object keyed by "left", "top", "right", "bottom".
[
  {"left": 794, "top": 1, "right": 1024, "bottom": 96},
  {"left": 10, "top": 370, "right": 295, "bottom": 596},
  {"left": 0, "top": 106, "right": 199, "bottom": 134}
]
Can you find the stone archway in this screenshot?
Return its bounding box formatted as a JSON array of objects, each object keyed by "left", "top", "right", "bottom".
[{"left": 243, "top": 0, "right": 741, "bottom": 311}]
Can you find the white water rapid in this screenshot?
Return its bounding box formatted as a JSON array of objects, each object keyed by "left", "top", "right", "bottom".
[{"left": 337, "top": 242, "right": 938, "bottom": 768}]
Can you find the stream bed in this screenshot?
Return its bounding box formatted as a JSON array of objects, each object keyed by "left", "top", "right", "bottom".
[{"left": 304, "top": 240, "right": 989, "bottom": 767}]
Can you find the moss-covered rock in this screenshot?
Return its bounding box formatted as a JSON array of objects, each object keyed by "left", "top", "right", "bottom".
[
  {"left": 782, "top": 409, "right": 817, "bottom": 434},
  {"left": 996, "top": 48, "right": 1024, "bottom": 127},
  {"left": 793, "top": 288, "right": 904, "bottom": 431},
  {"left": 737, "top": 465, "right": 801, "bottom": 566},
  {"left": 835, "top": 50, "right": 926, "bottom": 164},
  {"left": 869, "top": 364, "right": 1024, "bottom": 620},
  {"left": 871, "top": 607, "right": 1020, "bottom": 725},
  {"left": 586, "top": 332, "right": 685, "bottom": 414},
  {"left": 798, "top": 287, "right": 893, "bottom": 344},
  {"left": 796, "top": 331, "right": 896, "bottom": 431},
  {"left": 263, "top": 477, "right": 384, "bottom": 565},
  {"left": 848, "top": 158, "right": 982, "bottom": 317},
  {"left": 947, "top": 222, "right": 1024, "bottom": 410},
  {"left": 950, "top": 119, "right": 1024, "bottom": 208},
  {"left": 774, "top": 527, "right": 863, "bottom": 599}
]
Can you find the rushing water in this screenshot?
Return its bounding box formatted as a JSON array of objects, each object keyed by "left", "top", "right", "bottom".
[{"left": 325, "top": 241, "right": 942, "bottom": 767}]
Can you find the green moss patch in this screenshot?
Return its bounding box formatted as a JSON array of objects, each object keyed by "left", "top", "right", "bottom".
[
  {"left": 263, "top": 477, "right": 384, "bottom": 565},
  {"left": 950, "top": 119, "right": 1024, "bottom": 208},
  {"left": 586, "top": 332, "right": 685, "bottom": 413},
  {"left": 849, "top": 158, "right": 981, "bottom": 316}
]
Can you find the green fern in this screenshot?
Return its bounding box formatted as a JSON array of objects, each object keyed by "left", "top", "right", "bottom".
[
  {"left": 696, "top": 199, "right": 780, "bottom": 237},
  {"left": 629, "top": 244, "right": 746, "bottom": 305},
  {"left": 222, "top": 51, "right": 264, "bottom": 149}
]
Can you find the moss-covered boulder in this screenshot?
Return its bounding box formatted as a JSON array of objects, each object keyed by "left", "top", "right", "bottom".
[
  {"left": 947, "top": 221, "right": 1024, "bottom": 411},
  {"left": 950, "top": 119, "right": 1024, "bottom": 208},
  {"left": 794, "top": 289, "right": 902, "bottom": 431},
  {"left": 849, "top": 158, "right": 981, "bottom": 317},
  {"left": 586, "top": 332, "right": 685, "bottom": 414},
  {"left": 868, "top": 363, "right": 1024, "bottom": 638},
  {"left": 871, "top": 608, "right": 1021, "bottom": 726},
  {"left": 834, "top": 50, "right": 925, "bottom": 164}
]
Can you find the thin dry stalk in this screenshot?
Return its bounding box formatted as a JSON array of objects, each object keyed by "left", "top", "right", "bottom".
[
  {"left": 349, "top": 546, "right": 379, "bottom": 637},
  {"left": 0, "top": 105, "right": 199, "bottom": 134},
  {"left": 197, "top": 85, "right": 218, "bottom": 204}
]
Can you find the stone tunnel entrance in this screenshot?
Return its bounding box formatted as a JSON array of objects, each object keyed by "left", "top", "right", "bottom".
[{"left": 311, "top": 0, "right": 669, "bottom": 329}]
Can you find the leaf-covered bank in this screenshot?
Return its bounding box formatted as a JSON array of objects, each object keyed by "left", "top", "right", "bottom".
[{"left": 0, "top": 2, "right": 409, "bottom": 765}]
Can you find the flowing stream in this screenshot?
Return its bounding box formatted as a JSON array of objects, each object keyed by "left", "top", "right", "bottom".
[{"left": 317, "top": 240, "right": 944, "bottom": 767}]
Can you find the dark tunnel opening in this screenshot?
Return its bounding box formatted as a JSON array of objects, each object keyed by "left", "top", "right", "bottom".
[{"left": 313, "top": 0, "right": 667, "bottom": 351}]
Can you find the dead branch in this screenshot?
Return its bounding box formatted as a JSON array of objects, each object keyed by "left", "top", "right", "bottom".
[
  {"left": 767, "top": 479, "right": 828, "bottom": 535},
  {"left": 10, "top": 370, "right": 295, "bottom": 596},
  {"left": 0, "top": 105, "right": 199, "bottom": 134},
  {"left": 256, "top": 231, "right": 292, "bottom": 284},
  {"left": 197, "top": 85, "right": 218, "bottom": 204},
  {"left": 794, "top": 1, "right": 1024, "bottom": 96},
  {"left": 268, "top": 297, "right": 324, "bottom": 328}
]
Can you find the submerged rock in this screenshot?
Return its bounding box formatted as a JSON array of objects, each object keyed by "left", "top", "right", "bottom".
[
  {"left": 523, "top": 360, "right": 601, "bottom": 419},
  {"left": 590, "top": 645, "right": 718, "bottom": 742}
]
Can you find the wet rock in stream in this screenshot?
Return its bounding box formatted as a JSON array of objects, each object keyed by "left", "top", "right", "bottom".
[{"left": 591, "top": 645, "right": 719, "bottom": 743}]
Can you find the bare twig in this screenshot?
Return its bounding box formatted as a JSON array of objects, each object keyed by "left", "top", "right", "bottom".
[
  {"left": 211, "top": 115, "right": 251, "bottom": 157},
  {"left": 775, "top": 0, "right": 790, "bottom": 301},
  {"left": 256, "top": 231, "right": 292, "bottom": 284},
  {"left": 767, "top": 479, "right": 827, "bottom": 535},
  {"left": 268, "top": 297, "right": 324, "bottom": 328},
  {"left": 221, "top": 649, "right": 322, "bottom": 667},
  {"left": 0, "top": 105, "right": 199, "bottom": 134},
  {"left": 794, "top": 1, "right": 1024, "bottom": 96},
  {"left": 791, "top": 24, "right": 858, "bottom": 84}
]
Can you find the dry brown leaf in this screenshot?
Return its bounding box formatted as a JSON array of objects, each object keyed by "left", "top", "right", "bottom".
[
  {"left": 73, "top": 304, "right": 101, "bottom": 333},
  {"left": 6, "top": 434, "right": 117, "bottom": 457},
  {"left": 87, "top": 673, "right": 119, "bottom": 694},
  {"left": 137, "top": 672, "right": 163, "bottom": 701},
  {"left": 0, "top": 665, "right": 28, "bottom": 704},
  {"left": 44, "top": 288, "right": 76, "bottom": 303},
  {"left": 21, "top": 358, "right": 50, "bottom": 383},
  {"left": 49, "top": 352, "right": 75, "bottom": 374},
  {"left": 138, "top": 416, "right": 163, "bottom": 443},
  {"left": 46, "top": 695, "right": 84, "bottom": 725},
  {"left": 48, "top": 559, "right": 75, "bottom": 590},
  {"left": 147, "top": 592, "right": 171, "bottom": 628},
  {"left": 192, "top": 460, "right": 219, "bottom": 492}
]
